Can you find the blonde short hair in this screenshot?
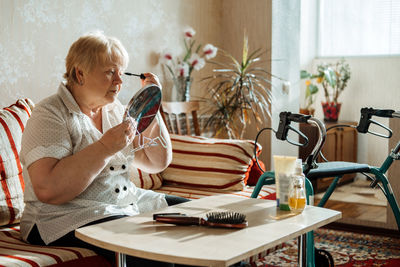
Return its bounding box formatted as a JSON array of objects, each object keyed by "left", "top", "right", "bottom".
[{"left": 64, "top": 31, "right": 129, "bottom": 87}]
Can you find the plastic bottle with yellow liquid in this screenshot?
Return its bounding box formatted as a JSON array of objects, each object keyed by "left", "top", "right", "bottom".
[{"left": 289, "top": 159, "right": 306, "bottom": 213}]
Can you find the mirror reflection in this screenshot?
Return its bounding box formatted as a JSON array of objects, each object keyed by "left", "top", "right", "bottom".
[{"left": 123, "top": 85, "right": 162, "bottom": 134}]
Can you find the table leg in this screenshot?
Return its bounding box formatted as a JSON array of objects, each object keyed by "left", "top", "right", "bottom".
[
  {"left": 298, "top": 234, "right": 307, "bottom": 266},
  {"left": 115, "top": 252, "right": 126, "bottom": 267}
]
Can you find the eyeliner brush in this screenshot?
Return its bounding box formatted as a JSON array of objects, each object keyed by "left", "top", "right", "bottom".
[{"left": 124, "top": 72, "right": 146, "bottom": 80}]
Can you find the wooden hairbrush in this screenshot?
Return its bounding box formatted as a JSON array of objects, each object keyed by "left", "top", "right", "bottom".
[{"left": 153, "top": 211, "right": 248, "bottom": 229}]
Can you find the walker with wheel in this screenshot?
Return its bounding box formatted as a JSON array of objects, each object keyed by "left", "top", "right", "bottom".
[{"left": 251, "top": 108, "right": 400, "bottom": 266}]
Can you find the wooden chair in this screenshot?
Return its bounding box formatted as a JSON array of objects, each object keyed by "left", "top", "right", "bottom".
[{"left": 160, "top": 101, "right": 201, "bottom": 136}]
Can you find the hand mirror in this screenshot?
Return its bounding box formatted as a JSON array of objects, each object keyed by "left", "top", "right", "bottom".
[{"left": 123, "top": 84, "right": 162, "bottom": 134}]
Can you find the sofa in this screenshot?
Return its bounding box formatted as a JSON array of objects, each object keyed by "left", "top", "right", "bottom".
[{"left": 0, "top": 98, "right": 276, "bottom": 266}]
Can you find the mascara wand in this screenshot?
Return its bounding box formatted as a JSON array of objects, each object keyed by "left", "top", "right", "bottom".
[{"left": 124, "top": 72, "right": 146, "bottom": 80}]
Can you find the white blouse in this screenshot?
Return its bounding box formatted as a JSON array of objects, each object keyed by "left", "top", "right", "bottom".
[{"left": 20, "top": 82, "right": 167, "bottom": 245}]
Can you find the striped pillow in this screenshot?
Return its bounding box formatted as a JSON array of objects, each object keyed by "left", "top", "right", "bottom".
[
  {"left": 161, "top": 134, "right": 261, "bottom": 191},
  {"left": 0, "top": 99, "right": 34, "bottom": 226},
  {"left": 0, "top": 226, "right": 110, "bottom": 266},
  {"left": 155, "top": 184, "right": 276, "bottom": 200},
  {"left": 129, "top": 166, "right": 163, "bottom": 190}
]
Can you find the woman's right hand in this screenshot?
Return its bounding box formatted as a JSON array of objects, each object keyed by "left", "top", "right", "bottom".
[
  {"left": 141, "top": 72, "right": 162, "bottom": 89},
  {"left": 99, "top": 118, "right": 137, "bottom": 155}
]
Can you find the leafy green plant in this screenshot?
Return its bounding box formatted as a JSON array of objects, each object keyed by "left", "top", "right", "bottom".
[
  {"left": 201, "top": 35, "right": 278, "bottom": 139},
  {"left": 301, "top": 58, "right": 351, "bottom": 104},
  {"left": 300, "top": 70, "right": 319, "bottom": 112}
]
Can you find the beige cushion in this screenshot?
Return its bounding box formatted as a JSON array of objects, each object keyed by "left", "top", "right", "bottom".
[
  {"left": 0, "top": 99, "right": 34, "bottom": 226},
  {"left": 155, "top": 184, "right": 276, "bottom": 200},
  {"left": 161, "top": 134, "right": 261, "bottom": 191}
]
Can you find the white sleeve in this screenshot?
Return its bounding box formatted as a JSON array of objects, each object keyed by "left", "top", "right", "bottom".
[
  {"left": 135, "top": 187, "right": 168, "bottom": 213},
  {"left": 20, "top": 103, "right": 72, "bottom": 168}
]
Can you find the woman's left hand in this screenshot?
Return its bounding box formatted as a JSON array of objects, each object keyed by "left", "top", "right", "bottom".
[
  {"left": 99, "top": 118, "right": 137, "bottom": 155},
  {"left": 141, "top": 72, "right": 162, "bottom": 89}
]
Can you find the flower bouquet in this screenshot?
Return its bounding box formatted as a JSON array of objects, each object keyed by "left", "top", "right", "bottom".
[{"left": 160, "top": 27, "right": 218, "bottom": 101}]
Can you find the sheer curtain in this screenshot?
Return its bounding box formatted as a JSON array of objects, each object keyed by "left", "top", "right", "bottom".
[{"left": 318, "top": 0, "right": 400, "bottom": 56}]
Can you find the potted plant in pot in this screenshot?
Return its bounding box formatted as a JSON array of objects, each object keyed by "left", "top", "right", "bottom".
[
  {"left": 299, "top": 71, "right": 318, "bottom": 116},
  {"left": 301, "top": 58, "right": 351, "bottom": 122},
  {"left": 201, "top": 35, "right": 280, "bottom": 139}
]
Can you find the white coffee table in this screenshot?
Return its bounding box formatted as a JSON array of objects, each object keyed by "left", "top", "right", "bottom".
[{"left": 76, "top": 195, "right": 341, "bottom": 266}]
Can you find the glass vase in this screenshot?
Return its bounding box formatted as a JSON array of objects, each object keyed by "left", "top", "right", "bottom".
[{"left": 174, "top": 76, "right": 192, "bottom": 102}]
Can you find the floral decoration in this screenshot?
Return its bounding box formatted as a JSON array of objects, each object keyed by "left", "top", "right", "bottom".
[{"left": 160, "top": 26, "right": 218, "bottom": 101}]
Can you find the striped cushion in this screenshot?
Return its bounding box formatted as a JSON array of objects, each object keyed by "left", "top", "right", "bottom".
[
  {"left": 161, "top": 134, "right": 262, "bottom": 191},
  {"left": 155, "top": 184, "right": 276, "bottom": 200},
  {"left": 129, "top": 167, "right": 163, "bottom": 190},
  {"left": 0, "top": 226, "right": 110, "bottom": 266},
  {"left": 0, "top": 99, "right": 34, "bottom": 227}
]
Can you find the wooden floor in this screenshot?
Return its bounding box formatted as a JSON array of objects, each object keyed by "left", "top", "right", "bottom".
[
  {"left": 314, "top": 198, "right": 386, "bottom": 223},
  {"left": 313, "top": 197, "right": 400, "bottom": 237}
]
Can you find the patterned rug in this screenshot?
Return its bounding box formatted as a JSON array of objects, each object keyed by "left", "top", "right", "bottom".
[{"left": 251, "top": 228, "right": 400, "bottom": 266}]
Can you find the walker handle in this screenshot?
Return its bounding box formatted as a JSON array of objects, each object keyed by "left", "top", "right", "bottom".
[
  {"left": 275, "top": 112, "right": 327, "bottom": 174},
  {"left": 357, "top": 108, "right": 394, "bottom": 138},
  {"left": 275, "top": 112, "right": 310, "bottom": 147}
]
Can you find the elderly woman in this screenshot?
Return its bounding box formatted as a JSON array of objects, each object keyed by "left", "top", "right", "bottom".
[{"left": 20, "top": 31, "right": 188, "bottom": 266}]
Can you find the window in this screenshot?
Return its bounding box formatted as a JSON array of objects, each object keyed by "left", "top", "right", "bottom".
[{"left": 318, "top": 0, "right": 400, "bottom": 56}]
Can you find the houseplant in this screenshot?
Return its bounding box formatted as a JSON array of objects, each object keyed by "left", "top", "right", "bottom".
[
  {"left": 299, "top": 73, "right": 318, "bottom": 116},
  {"left": 201, "top": 35, "right": 277, "bottom": 139},
  {"left": 301, "top": 58, "right": 351, "bottom": 121},
  {"left": 160, "top": 27, "right": 218, "bottom": 101}
]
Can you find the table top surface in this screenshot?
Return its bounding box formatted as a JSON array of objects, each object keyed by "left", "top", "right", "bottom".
[{"left": 75, "top": 195, "right": 341, "bottom": 266}]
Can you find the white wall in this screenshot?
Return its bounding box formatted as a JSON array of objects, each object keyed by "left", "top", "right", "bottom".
[
  {"left": 0, "top": 0, "right": 220, "bottom": 107},
  {"left": 270, "top": 0, "right": 301, "bottom": 167},
  {"left": 299, "top": 0, "right": 318, "bottom": 75}
]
